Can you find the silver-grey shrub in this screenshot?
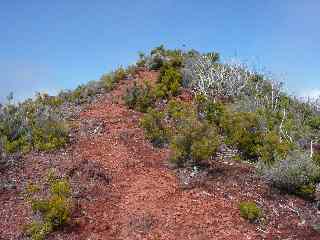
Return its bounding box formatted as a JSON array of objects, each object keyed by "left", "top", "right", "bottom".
[
  {"left": 258, "top": 151, "right": 320, "bottom": 192},
  {"left": 182, "top": 54, "right": 250, "bottom": 101}
]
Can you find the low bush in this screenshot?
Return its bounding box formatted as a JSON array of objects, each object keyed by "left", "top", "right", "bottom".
[
  {"left": 165, "top": 99, "right": 194, "bottom": 123},
  {"left": 140, "top": 108, "right": 167, "bottom": 147},
  {"left": 296, "top": 183, "right": 316, "bottom": 200},
  {"left": 140, "top": 99, "right": 222, "bottom": 167},
  {"left": 258, "top": 150, "right": 320, "bottom": 195},
  {"left": 25, "top": 175, "right": 73, "bottom": 240},
  {"left": 101, "top": 67, "right": 127, "bottom": 92},
  {"left": 145, "top": 45, "right": 184, "bottom": 70},
  {"left": 218, "top": 108, "right": 289, "bottom": 164},
  {"left": 123, "top": 81, "right": 155, "bottom": 112},
  {"left": 113, "top": 67, "right": 127, "bottom": 82},
  {"left": 154, "top": 64, "right": 182, "bottom": 99},
  {"left": 170, "top": 117, "right": 221, "bottom": 167},
  {"left": 239, "top": 201, "right": 262, "bottom": 222},
  {"left": 0, "top": 99, "right": 69, "bottom": 156},
  {"left": 101, "top": 74, "right": 116, "bottom": 91},
  {"left": 258, "top": 131, "right": 290, "bottom": 165},
  {"left": 62, "top": 80, "right": 106, "bottom": 105},
  {"left": 221, "top": 111, "right": 264, "bottom": 161},
  {"left": 195, "top": 93, "right": 226, "bottom": 125},
  {"left": 312, "top": 152, "right": 320, "bottom": 166},
  {"left": 0, "top": 140, "right": 7, "bottom": 169}
]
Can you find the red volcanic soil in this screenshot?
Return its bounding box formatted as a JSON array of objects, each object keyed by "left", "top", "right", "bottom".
[{"left": 1, "top": 70, "right": 319, "bottom": 240}]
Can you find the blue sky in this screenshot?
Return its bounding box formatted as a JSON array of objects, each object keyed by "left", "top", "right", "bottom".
[{"left": 1, "top": 0, "right": 319, "bottom": 102}]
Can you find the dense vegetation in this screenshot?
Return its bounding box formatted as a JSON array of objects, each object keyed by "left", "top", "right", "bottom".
[{"left": 130, "top": 45, "right": 320, "bottom": 199}]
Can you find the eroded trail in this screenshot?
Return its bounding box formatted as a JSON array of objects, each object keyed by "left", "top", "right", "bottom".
[{"left": 75, "top": 71, "right": 260, "bottom": 240}]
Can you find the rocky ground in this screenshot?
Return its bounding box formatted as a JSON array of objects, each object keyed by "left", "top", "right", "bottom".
[{"left": 1, "top": 70, "right": 320, "bottom": 240}]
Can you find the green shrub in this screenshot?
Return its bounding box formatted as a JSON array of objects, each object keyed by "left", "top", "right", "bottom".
[
  {"left": 308, "top": 116, "right": 320, "bottom": 131},
  {"left": 101, "top": 74, "right": 116, "bottom": 91},
  {"left": 123, "top": 81, "right": 155, "bottom": 112},
  {"left": 157, "top": 99, "right": 222, "bottom": 167},
  {"left": 218, "top": 109, "right": 289, "bottom": 164},
  {"left": 113, "top": 67, "right": 127, "bottom": 82},
  {"left": 140, "top": 108, "right": 167, "bottom": 147},
  {"left": 258, "top": 131, "right": 290, "bottom": 165},
  {"left": 146, "top": 45, "right": 185, "bottom": 70},
  {"left": 221, "top": 111, "right": 264, "bottom": 161},
  {"left": 296, "top": 183, "right": 316, "bottom": 200},
  {"left": 154, "top": 64, "right": 182, "bottom": 99},
  {"left": 313, "top": 152, "right": 320, "bottom": 166},
  {"left": 170, "top": 117, "right": 221, "bottom": 167},
  {"left": 25, "top": 221, "right": 53, "bottom": 240},
  {"left": 25, "top": 177, "right": 73, "bottom": 240},
  {"left": 165, "top": 99, "right": 194, "bottom": 123},
  {"left": 0, "top": 98, "right": 69, "bottom": 160},
  {"left": 32, "top": 121, "right": 68, "bottom": 151},
  {"left": 34, "top": 93, "right": 64, "bottom": 108},
  {"left": 100, "top": 67, "right": 126, "bottom": 92},
  {"left": 3, "top": 135, "right": 30, "bottom": 153},
  {"left": 239, "top": 201, "right": 262, "bottom": 222},
  {"left": 195, "top": 94, "right": 226, "bottom": 125},
  {"left": 137, "top": 52, "right": 147, "bottom": 67},
  {"left": 258, "top": 150, "right": 320, "bottom": 194}
]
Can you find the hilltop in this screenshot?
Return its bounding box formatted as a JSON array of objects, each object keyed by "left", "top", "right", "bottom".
[{"left": 1, "top": 46, "right": 320, "bottom": 240}]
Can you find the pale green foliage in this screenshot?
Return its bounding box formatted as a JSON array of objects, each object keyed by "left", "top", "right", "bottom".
[
  {"left": 25, "top": 175, "right": 73, "bottom": 240},
  {"left": 258, "top": 151, "right": 320, "bottom": 193}
]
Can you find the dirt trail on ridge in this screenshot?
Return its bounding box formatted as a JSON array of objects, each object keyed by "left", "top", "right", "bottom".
[
  {"left": 1, "top": 70, "right": 318, "bottom": 240},
  {"left": 75, "top": 71, "right": 262, "bottom": 240}
]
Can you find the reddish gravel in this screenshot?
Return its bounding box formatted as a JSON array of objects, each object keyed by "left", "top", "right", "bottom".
[{"left": 1, "top": 70, "right": 319, "bottom": 240}]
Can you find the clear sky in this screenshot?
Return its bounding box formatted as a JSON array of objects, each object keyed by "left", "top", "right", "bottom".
[{"left": 1, "top": 0, "right": 319, "bottom": 102}]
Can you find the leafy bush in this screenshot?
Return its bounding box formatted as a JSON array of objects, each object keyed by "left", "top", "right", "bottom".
[
  {"left": 258, "top": 131, "right": 290, "bottom": 165},
  {"left": 113, "top": 67, "right": 127, "bottom": 82},
  {"left": 154, "top": 64, "right": 182, "bottom": 99},
  {"left": 145, "top": 45, "right": 184, "bottom": 70},
  {"left": 258, "top": 151, "right": 320, "bottom": 194},
  {"left": 296, "top": 183, "right": 316, "bottom": 200},
  {"left": 239, "top": 201, "right": 262, "bottom": 222},
  {"left": 221, "top": 111, "right": 264, "bottom": 161},
  {"left": 195, "top": 93, "right": 226, "bottom": 125},
  {"left": 123, "top": 81, "right": 155, "bottom": 112},
  {"left": 0, "top": 98, "right": 69, "bottom": 158},
  {"left": 170, "top": 117, "right": 221, "bottom": 167},
  {"left": 165, "top": 99, "right": 194, "bottom": 123},
  {"left": 218, "top": 108, "right": 289, "bottom": 164},
  {"left": 140, "top": 108, "right": 168, "bottom": 147},
  {"left": 141, "top": 99, "right": 221, "bottom": 167},
  {"left": 100, "top": 67, "right": 127, "bottom": 91},
  {"left": 25, "top": 176, "right": 73, "bottom": 240},
  {"left": 0, "top": 140, "right": 7, "bottom": 169},
  {"left": 101, "top": 74, "right": 116, "bottom": 91},
  {"left": 313, "top": 152, "right": 320, "bottom": 166}
]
